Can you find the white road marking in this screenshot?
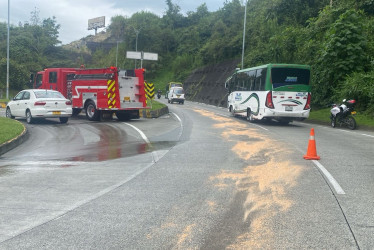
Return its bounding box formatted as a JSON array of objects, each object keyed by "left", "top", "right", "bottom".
[
  {"left": 124, "top": 122, "right": 150, "bottom": 144},
  {"left": 295, "top": 121, "right": 374, "bottom": 138},
  {"left": 361, "top": 133, "right": 374, "bottom": 138},
  {"left": 171, "top": 112, "right": 183, "bottom": 139},
  {"left": 312, "top": 160, "right": 346, "bottom": 195},
  {"left": 250, "top": 123, "right": 269, "bottom": 131}
]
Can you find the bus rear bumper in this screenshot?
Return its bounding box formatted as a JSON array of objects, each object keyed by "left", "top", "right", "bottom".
[{"left": 262, "top": 109, "right": 310, "bottom": 119}]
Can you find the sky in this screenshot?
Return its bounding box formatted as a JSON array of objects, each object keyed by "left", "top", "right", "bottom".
[{"left": 0, "top": 0, "right": 225, "bottom": 45}]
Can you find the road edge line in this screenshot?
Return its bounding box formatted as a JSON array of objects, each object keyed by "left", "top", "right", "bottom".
[{"left": 312, "top": 160, "right": 345, "bottom": 195}]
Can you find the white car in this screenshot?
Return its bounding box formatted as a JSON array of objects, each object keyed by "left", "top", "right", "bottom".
[
  {"left": 6, "top": 89, "right": 72, "bottom": 124},
  {"left": 167, "top": 87, "right": 185, "bottom": 104}
]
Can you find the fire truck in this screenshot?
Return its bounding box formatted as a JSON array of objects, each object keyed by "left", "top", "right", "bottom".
[{"left": 31, "top": 66, "right": 147, "bottom": 121}]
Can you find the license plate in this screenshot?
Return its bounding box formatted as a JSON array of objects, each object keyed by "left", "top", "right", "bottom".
[
  {"left": 52, "top": 111, "right": 61, "bottom": 115},
  {"left": 285, "top": 106, "right": 293, "bottom": 111},
  {"left": 351, "top": 111, "right": 357, "bottom": 115},
  {"left": 124, "top": 97, "right": 130, "bottom": 101}
]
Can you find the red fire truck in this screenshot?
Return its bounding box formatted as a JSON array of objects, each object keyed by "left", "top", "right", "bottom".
[{"left": 31, "top": 66, "right": 147, "bottom": 121}]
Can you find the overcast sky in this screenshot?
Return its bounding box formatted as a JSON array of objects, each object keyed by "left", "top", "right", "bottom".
[{"left": 0, "top": 0, "right": 226, "bottom": 45}]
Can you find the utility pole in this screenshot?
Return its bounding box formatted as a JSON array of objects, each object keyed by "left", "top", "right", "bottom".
[
  {"left": 241, "top": 0, "right": 248, "bottom": 70},
  {"left": 6, "top": 0, "right": 10, "bottom": 99},
  {"left": 132, "top": 27, "right": 141, "bottom": 69}
]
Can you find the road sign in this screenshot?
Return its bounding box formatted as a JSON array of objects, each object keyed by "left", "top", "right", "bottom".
[
  {"left": 143, "top": 52, "right": 158, "bottom": 61},
  {"left": 126, "top": 51, "right": 159, "bottom": 68},
  {"left": 145, "top": 82, "right": 155, "bottom": 100},
  {"left": 126, "top": 51, "right": 142, "bottom": 60}
]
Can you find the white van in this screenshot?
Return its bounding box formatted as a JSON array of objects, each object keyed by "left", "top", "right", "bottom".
[{"left": 167, "top": 87, "right": 185, "bottom": 104}]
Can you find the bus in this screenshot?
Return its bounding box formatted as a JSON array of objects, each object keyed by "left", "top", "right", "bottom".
[{"left": 225, "top": 64, "right": 311, "bottom": 124}]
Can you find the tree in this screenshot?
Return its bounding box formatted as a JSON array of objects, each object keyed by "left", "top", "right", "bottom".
[{"left": 316, "top": 9, "right": 368, "bottom": 104}]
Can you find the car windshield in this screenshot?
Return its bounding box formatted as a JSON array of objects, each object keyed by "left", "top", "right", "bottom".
[
  {"left": 174, "top": 88, "right": 184, "bottom": 94},
  {"left": 34, "top": 91, "right": 64, "bottom": 99}
]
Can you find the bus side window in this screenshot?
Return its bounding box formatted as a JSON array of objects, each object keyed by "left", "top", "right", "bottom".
[
  {"left": 248, "top": 70, "right": 256, "bottom": 91},
  {"left": 255, "top": 68, "right": 267, "bottom": 91},
  {"left": 230, "top": 74, "right": 236, "bottom": 92}
]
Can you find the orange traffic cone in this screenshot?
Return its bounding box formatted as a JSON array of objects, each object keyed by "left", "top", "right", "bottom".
[{"left": 303, "top": 128, "right": 320, "bottom": 160}]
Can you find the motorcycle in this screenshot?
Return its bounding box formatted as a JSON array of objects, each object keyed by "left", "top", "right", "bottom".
[
  {"left": 157, "top": 91, "right": 162, "bottom": 99},
  {"left": 330, "top": 99, "right": 357, "bottom": 130}
]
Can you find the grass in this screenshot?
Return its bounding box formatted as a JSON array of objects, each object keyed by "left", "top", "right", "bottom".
[
  {"left": 308, "top": 108, "right": 374, "bottom": 128},
  {"left": 0, "top": 117, "right": 25, "bottom": 145},
  {"left": 145, "top": 100, "right": 167, "bottom": 111}
]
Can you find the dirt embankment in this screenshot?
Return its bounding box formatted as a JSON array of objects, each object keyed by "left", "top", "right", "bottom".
[{"left": 183, "top": 59, "right": 240, "bottom": 108}]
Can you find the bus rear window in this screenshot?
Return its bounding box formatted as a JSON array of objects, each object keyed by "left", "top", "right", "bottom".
[{"left": 271, "top": 68, "right": 310, "bottom": 88}]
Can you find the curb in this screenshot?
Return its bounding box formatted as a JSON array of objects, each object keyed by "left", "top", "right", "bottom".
[
  {"left": 139, "top": 106, "right": 169, "bottom": 118},
  {"left": 0, "top": 121, "right": 28, "bottom": 156}
]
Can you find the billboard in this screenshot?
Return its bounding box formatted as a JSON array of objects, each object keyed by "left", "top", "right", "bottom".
[{"left": 88, "top": 16, "right": 105, "bottom": 30}]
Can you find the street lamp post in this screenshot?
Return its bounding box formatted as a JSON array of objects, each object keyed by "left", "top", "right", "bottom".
[
  {"left": 241, "top": 0, "right": 248, "bottom": 70},
  {"left": 116, "top": 40, "right": 123, "bottom": 68},
  {"left": 6, "top": 0, "right": 10, "bottom": 99},
  {"left": 132, "top": 27, "right": 141, "bottom": 69}
]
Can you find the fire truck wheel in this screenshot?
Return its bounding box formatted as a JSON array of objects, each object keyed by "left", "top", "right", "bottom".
[
  {"left": 59, "top": 117, "right": 69, "bottom": 124},
  {"left": 85, "top": 101, "right": 100, "bottom": 121},
  {"left": 116, "top": 112, "right": 130, "bottom": 121}
]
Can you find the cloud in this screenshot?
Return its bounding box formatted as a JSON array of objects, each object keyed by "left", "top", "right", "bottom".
[{"left": 0, "top": 0, "right": 223, "bottom": 45}]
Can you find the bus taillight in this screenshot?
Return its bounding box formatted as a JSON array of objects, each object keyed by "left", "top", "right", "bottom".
[
  {"left": 304, "top": 93, "right": 311, "bottom": 110},
  {"left": 265, "top": 91, "right": 274, "bottom": 109}
]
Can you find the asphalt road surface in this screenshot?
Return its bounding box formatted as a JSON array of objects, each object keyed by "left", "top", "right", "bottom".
[{"left": 0, "top": 102, "right": 373, "bottom": 249}]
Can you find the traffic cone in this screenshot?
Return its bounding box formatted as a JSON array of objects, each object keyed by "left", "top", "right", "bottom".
[{"left": 303, "top": 128, "right": 320, "bottom": 160}]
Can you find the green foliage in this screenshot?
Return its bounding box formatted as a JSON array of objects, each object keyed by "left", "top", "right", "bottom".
[
  {"left": 307, "top": 7, "right": 370, "bottom": 106},
  {"left": 338, "top": 70, "right": 374, "bottom": 115},
  {"left": 0, "top": 11, "right": 62, "bottom": 93},
  {"left": 1, "top": 0, "right": 374, "bottom": 116}
]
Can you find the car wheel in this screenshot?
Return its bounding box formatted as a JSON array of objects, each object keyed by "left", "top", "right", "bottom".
[
  {"left": 85, "top": 101, "right": 100, "bottom": 121},
  {"left": 72, "top": 108, "right": 82, "bottom": 116},
  {"left": 6, "top": 107, "right": 15, "bottom": 119},
  {"left": 26, "top": 110, "right": 33, "bottom": 124},
  {"left": 59, "top": 117, "right": 69, "bottom": 124}
]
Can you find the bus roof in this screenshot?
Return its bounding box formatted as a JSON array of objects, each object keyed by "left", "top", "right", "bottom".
[{"left": 236, "top": 63, "right": 310, "bottom": 73}]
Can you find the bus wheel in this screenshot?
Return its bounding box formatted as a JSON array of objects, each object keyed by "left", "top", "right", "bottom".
[
  {"left": 247, "top": 109, "right": 255, "bottom": 123},
  {"left": 230, "top": 106, "right": 236, "bottom": 117}
]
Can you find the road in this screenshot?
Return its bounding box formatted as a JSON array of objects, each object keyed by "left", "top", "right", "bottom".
[{"left": 0, "top": 102, "right": 373, "bottom": 249}]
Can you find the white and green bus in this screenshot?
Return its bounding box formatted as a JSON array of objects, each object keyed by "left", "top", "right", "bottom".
[{"left": 225, "top": 64, "right": 311, "bottom": 124}]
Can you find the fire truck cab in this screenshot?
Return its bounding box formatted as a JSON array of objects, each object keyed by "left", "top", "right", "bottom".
[{"left": 31, "top": 66, "right": 147, "bottom": 121}]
